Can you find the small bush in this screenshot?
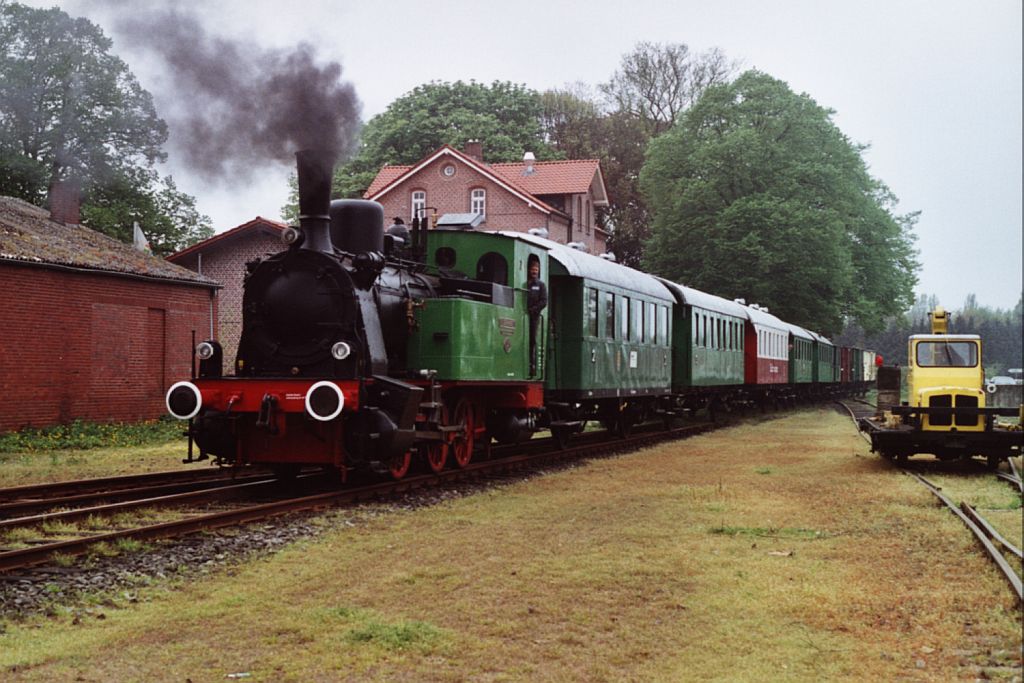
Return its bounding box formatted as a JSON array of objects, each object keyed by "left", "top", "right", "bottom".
[{"left": 0, "top": 418, "right": 184, "bottom": 453}]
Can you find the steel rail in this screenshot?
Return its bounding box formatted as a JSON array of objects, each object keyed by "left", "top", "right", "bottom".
[
  {"left": 996, "top": 472, "right": 1023, "bottom": 494},
  {"left": 0, "top": 476, "right": 284, "bottom": 532},
  {"left": 0, "top": 473, "right": 275, "bottom": 518},
  {"left": 910, "top": 473, "right": 1022, "bottom": 603},
  {"left": 0, "top": 467, "right": 265, "bottom": 504},
  {"left": 0, "top": 421, "right": 714, "bottom": 573},
  {"left": 1008, "top": 457, "right": 1021, "bottom": 481},
  {"left": 959, "top": 502, "right": 1023, "bottom": 561}
]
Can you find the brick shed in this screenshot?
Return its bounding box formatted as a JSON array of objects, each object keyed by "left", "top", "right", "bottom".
[
  {"left": 167, "top": 217, "right": 287, "bottom": 374},
  {"left": 0, "top": 196, "right": 219, "bottom": 432}
]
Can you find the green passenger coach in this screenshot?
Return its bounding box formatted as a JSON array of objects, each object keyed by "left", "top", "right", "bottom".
[{"left": 656, "top": 279, "right": 746, "bottom": 396}]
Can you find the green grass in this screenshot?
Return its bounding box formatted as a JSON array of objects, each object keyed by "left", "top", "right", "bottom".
[
  {"left": 0, "top": 418, "right": 184, "bottom": 453},
  {"left": 708, "top": 525, "right": 825, "bottom": 539},
  {"left": 316, "top": 607, "right": 450, "bottom": 652}
]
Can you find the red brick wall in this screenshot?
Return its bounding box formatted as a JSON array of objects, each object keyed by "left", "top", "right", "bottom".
[
  {"left": 0, "top": 264, "right": 216, "bottom": 431},
  {"left": 172, "top": 229, "right": 282, "bottom": 373},
  {"left": 374, "top": 157, "right": 602, "bottom": 250}
]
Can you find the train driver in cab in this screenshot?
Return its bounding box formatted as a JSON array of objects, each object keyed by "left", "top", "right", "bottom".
[{"left": 527, "top": 255, "right": 547, "bottom": 377}]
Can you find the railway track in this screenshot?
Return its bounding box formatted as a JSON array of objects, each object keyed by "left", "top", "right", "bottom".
[
  {"left": 0, "top": 420, "right": 715, "bottom": 574},
  {"left": 838, "top": 399, "right": 1023, "bottom": 605}
]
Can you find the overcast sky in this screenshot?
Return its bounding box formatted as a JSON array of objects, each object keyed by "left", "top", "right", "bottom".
[{"left": 35, "top": 0, "right": 1024, "bottom": 310}]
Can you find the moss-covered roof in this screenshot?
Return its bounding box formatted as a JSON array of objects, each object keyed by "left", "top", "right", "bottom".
[{"left": 0, "top": 196, "right": 217, "bottom": 287}]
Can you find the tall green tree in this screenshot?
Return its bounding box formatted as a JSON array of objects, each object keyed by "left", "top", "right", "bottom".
[
  {"left": 335, "top": 80, "right": 556, "bottom": 199},
  {"left": 595, "top": 42, "right": 736, "bottom": 265},
  {"left": 0, "top": 2, "right": 210, "bottom": 253},
  {"left": 641, "top": 70, "right": 918, "bottom": 335}
]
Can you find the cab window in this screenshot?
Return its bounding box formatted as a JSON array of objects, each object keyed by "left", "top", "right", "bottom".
[{"left": 916, "top": 341, "right": 979, "bottom": 367}]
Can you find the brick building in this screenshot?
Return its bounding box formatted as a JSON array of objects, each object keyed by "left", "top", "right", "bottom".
[
  {"left": 167, "top": 217, "right": 287, "bottom": 373},
  {"left": 365, "top": 143, "right": 610, "bottom": 254},
  {"left": 0, "top": 195, "right": 219, "bottom": 432}
]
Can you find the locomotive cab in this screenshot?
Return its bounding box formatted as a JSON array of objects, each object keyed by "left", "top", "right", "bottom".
[{"left": 907, "top": 334, "right": 985, "bottom": 431}]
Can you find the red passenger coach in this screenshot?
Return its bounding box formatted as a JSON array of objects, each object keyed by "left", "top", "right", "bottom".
[
  {"left": 840, "top": 347, "right": 853, "bottom": 383},
  {"left": 743, "top": 305, "right": 789, "bottom": 385}
]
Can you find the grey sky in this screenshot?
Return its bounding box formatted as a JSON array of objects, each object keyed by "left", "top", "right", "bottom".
[{"left": 35, "top": 0, "right": 1024, "bottom": 310}]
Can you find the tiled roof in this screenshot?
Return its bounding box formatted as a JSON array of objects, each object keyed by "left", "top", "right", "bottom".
[
  {"left": 364, "top": 166, "right": 412, "bottom": 197},
  {"left": 167, "top": 216, "right": 287, "bottom": 262},
  {"left": 0, "top": 195, "right": 218, "bottom": 287},
  {"left": 491, "top": 159, "right": 606, "bottom": 202}
]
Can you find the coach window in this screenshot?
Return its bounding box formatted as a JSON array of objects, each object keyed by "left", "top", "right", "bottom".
[
  {"left": 646, "top": 302, "right": 655, "bottom": 345},
  {"left": 621, "top": 297, "right": 630, "bottom": 341},
  {"left": 659, "top": 306, "right": 668, "bottom": 346},
  {"left": 587, "top": 288, "right": 598, "bottom": 337},
  {"left": 631, "top": 299, "right": 642, "bottom": 342},
  {"left": 604, "top": 292, "right": 615, "bottom": 339}
]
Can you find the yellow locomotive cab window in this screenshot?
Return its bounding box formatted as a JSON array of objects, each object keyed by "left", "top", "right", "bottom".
[{"left": 915, "top": 341, "right": 978, "bottom": 368}]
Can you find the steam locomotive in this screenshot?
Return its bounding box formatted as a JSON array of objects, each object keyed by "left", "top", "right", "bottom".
[{"left": 166, "top": 150, "right": 872, "bottom": 480}]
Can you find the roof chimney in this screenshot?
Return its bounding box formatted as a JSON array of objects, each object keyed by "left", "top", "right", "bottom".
[
  {"left": 48, "top": 178, "right": 81, "bottom": 225},
  {"left": 464, "top": 140, "right": 483, "bottom": 162},
  {"left": 522, "top": 151, "right": 535, "bottom": 175}
]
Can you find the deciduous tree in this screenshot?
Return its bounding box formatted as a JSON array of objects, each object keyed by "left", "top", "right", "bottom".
[
  {"left": 641, "top": 70, "right": 918, "bottom": 335},
  {"left": 0, "top": 2, "right": 210, "bottom": 252}
]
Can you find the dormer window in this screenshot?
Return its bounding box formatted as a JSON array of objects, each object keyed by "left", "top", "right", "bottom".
[{"left": 471, "top": 188, "right": 486, "bottom": 219}]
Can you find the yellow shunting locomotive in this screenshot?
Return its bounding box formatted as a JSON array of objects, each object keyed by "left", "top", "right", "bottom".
[{"left": 861, "top": 307, "right": 1022, "bottom": 466}]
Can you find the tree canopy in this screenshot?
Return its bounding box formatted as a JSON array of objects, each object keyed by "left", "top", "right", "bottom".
[
  {"left": 332, "top": 80, "right": 556, "bottom": 200},
  {"left": 541, "top": 42, "right": 736, "bottom": 266},
  {"left": 641, "top": 70, "right": 918, "bottom": 335},
  {"left": 0, "top": 2, "right": 211, "bottom": 254}
]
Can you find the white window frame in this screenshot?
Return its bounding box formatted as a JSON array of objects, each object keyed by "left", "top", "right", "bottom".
[
  {"left": 470, "top": 188, "right": 486, "bottom": 219},
  {"left": 411, "top": 190, "right": 426, "bottom": 221}
]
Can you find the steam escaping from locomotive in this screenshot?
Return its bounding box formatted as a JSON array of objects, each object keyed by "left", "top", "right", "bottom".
[{"left": 111, "top": 8, "right": 361, "bottom": 180}]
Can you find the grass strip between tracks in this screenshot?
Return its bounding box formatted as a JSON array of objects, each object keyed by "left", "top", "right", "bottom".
[{"left": 1, "top": 409, "right": 1021, "bottom": 681}]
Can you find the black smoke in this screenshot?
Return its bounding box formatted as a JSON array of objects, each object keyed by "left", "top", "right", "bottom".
[{"left": 113, "top": 8, "right": 360, "bottom": 179}]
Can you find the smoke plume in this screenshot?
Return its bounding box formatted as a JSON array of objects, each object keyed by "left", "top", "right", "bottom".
[{"left": 113, "top": 9, "right": 360, "bottom": 179}]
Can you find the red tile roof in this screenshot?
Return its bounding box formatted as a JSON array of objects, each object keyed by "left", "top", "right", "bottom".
[
  {"left": 167, "top": 216, "right": 288, "bottom": 262},
  {"left": 491, "top": 159, "right": 605, "bottom": 202},
  {"left": 364, "top": 166, "right": 412, "bottom": 197}
]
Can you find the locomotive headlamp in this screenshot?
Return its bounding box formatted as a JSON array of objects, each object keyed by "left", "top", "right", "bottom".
[
  {"left": 331, "top": 341, "right": 352, "bottom": 360},
  {"left": 305, "top": 381, "right": 345, "bottom": 421},
  {"left": 195, "top": 341, "right": 216, "bottom": 360},
  {"left": 281, "top": 227, "right": 302, "bottom": 245},
  {"left": 166, "top": 381, "right": 203, "bottom": 420}
]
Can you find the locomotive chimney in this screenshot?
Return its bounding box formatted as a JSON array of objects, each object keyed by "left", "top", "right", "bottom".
[{"left": 296, "top": 149, "right": 336, "bottom": 253}]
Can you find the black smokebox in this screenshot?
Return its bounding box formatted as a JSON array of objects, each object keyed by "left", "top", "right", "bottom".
[{"left": 296, "top": 149, "right": 336, "bottom": 253}]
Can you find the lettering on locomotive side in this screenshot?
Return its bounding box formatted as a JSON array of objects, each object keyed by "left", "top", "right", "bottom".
[
  {"left": 285, "top": 393, "right": 305, "bottom": 401},
  {"left": 498, "top": 318, "right": 517, "bottom": 337}
]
